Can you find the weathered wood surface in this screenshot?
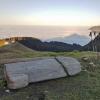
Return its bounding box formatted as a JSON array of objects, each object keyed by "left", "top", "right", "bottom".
[
  {"left": 4, "top": 57, "right": 81, "bottom": 89},
  {"left": 56, "top": 57, "right": 81, "bottom": 76}
]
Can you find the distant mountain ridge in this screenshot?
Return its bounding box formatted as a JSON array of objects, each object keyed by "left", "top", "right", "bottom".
[
  {"left": 0, "top": 37, "right": 83, "bottom": 52},
  {"left": 46, "top": 34, "right": 90, "bottom": 46},
  {"left": 18, "top": 37, "right": 82, "bottom": 52}
]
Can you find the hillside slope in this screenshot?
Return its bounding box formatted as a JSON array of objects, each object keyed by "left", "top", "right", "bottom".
[
  {"left": 0, "top": 42, "right": 33, "bottom": 52},
  {"left": 0, "top": 42, "right": 34, "bottom": 59},
  {"left": 0, "top": 40, "right": 5, "bottom": 47}
]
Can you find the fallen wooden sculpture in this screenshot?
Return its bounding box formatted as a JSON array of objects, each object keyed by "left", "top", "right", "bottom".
[{"left": 4, "top": 57, "right": 81, "bottom": 89}]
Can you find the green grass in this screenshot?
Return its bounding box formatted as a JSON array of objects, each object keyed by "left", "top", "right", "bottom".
[
  {"left": 0, "top": 42, "right": 96, "bottom": 60},
  {"left": 13, "top": 50, "right": 96, "bottom": 58}
]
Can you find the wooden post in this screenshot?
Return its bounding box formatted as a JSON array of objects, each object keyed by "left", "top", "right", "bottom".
[{"left": 89, "top": 32, "right": 94, "bottom": 52}]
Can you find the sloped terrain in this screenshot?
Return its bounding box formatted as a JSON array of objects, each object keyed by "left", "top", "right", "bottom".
[
  {"left": 0, "top": 42, "right": 34, "bottom": 59},
  {"left": 0, "top": 40, "right": 5, "bottom": 47},
  {"left": 0, "top": 42, "right": 33, "bottom": 52}
]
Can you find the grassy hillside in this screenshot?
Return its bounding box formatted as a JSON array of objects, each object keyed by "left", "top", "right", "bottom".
[
  {"left": 0, "top": 42, "right": 34, "bottom": 59},
  {"left": 0, "top": 42, "right": 92, "bottom": 62},
  {"left": 0, "top": 43, "right": 100, "bottom": 100},
  {"left": 0, "top": 42, "right": 33, "bottom": 52},
  {"left": 0, "top": 40, "right": 5, "bottom": 47}
]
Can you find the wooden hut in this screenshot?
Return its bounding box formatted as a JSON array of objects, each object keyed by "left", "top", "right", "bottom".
[
  {"left": 89, "top": 26, "right": 100, "bottom": 33},
  {"left": 89, "top": 26, "right": 100, "bottom": 58}
]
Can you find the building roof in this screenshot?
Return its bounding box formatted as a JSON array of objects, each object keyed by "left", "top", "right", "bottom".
[{"left": 89, "top": 26, "right": 100, "bottom": 32}]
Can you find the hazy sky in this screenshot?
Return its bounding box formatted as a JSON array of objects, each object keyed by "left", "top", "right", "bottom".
[{"left": 0, "top": 0, "right": 100, "bottom": 26}]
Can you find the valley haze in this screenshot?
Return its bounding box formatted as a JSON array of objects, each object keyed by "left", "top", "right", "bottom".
[{"left": 0, "top": 25, "right": 90, "bottom": 46}]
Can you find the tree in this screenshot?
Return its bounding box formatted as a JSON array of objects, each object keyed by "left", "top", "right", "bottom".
[
  {"left": 89, "top": 32, "right": 95, "bottom": 51},
  {"left": 94, "top": 31, "right": 97, "bottom": 52}
]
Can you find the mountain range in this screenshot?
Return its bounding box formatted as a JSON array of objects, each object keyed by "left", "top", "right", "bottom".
[
  {"left": 1, "top": 34, "right": 100, "bottom": 52},
  {"left": 46, "top": 34, "right": 90, "bottom": 46},
  {"left": 18, "top": 37, "right": 82, "bottom": 52}
]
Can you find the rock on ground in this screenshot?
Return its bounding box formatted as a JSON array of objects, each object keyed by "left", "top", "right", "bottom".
[
  {"left": 56, "top": 57, "right": 82, "bottom": 76},
  {"left": 4, "top": 57, "right": 81, "bottom": 89}
]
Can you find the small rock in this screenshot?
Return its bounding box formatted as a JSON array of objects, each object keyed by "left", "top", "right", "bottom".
[
  {"left": 26, "top": 96, "right": 30, "bottom": 99},
  {"left": 44, "top": 90, "right": 48, "bottom": 93},
  {"left": 89, "top": 62, "right": 96, "bottom": 67},
  {"left": 88, "top": 62, "right": 96, "bottom": 72},
  {"left": 82, "top": 69, "right": 88, "bottom": 72},
  {"left": 82, "top": 57, "right": 89, "bottom": 62},
  {"left": 5, "top": 89, "right": 10, "bottom": 93},
  {"left": 56, "top": 57, "right": 81, "bottom": 76}
]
